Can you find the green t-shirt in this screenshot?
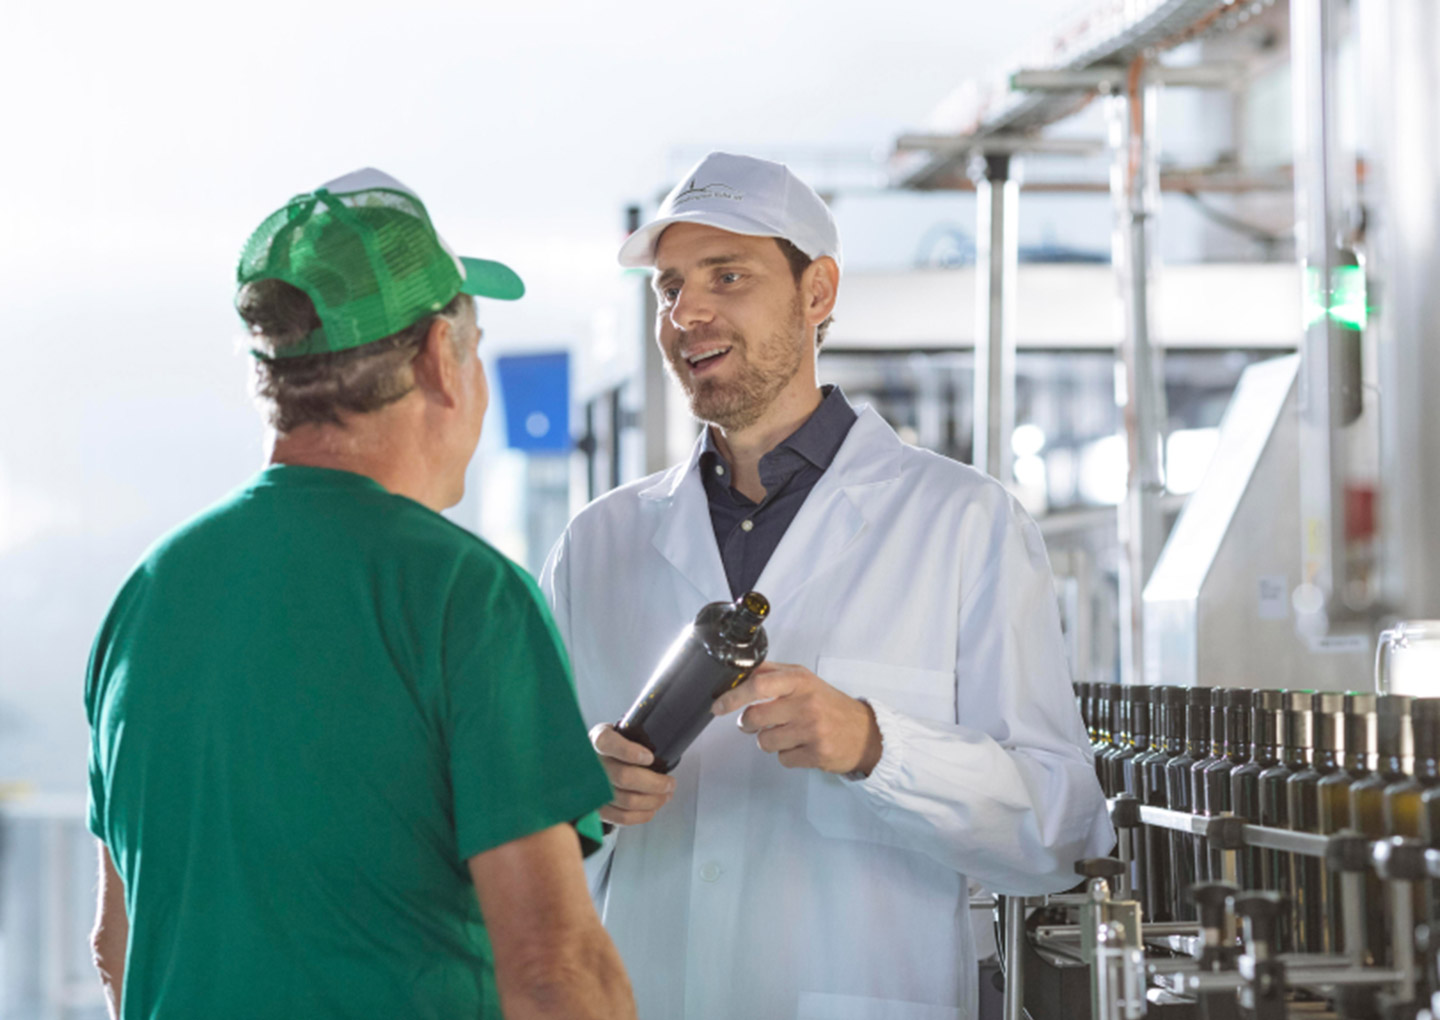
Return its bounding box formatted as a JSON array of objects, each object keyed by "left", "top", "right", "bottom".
[{"left": 85, "top": 465, "right": 611, "bottom": 1019}]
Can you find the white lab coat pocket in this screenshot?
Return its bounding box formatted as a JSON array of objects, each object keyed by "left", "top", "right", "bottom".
[
  {"left": 805, "top": 657, "right": 954, "bottom": 846},
  {"left": 797, "top": 991, "right": 967, "bottom": 1020}
]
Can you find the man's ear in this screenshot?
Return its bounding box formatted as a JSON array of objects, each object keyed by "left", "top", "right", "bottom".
[
  {"left": 412, "top": 316, "right": 461, "bottom": 409},
  {"left": 801, "top": 256, "right": 839, "bottom": 327}
]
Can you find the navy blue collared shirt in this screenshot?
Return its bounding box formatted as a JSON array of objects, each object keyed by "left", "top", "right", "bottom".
[{"left": 699, "top": 385, "right": 858, "bottom": 598}]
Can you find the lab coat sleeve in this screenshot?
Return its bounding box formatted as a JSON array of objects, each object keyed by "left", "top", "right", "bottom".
[
  {"left": 538, "top": 529, "right": 620, "bottom": 903},
  {"left": 847, "top": 494, "right": 1114, "bottom": 895}
]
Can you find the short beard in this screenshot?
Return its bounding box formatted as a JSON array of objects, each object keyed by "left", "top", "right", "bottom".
[{"left": 667, "top": 296, "right": 806, "bottom": 432}]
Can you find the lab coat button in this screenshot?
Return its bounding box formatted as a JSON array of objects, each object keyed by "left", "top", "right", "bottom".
[{"left": 699, "top": 861, "right": 722, "bottom": 882}]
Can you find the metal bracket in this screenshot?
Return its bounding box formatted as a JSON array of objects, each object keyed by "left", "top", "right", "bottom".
[{"left": 1010, "top": 63, "right": 1244, "bottom": 93}]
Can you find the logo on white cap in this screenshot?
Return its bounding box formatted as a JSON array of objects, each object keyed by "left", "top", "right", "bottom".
[{"left": 672, "top": 178, "right": 744, "bottom": 207}]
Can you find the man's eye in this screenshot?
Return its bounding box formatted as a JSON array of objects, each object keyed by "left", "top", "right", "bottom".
[
  {"left": 719, "top": 272, "right": 741, "bottom": 285},
  {"left": 660, "top": 287, "right": 680, "bottom": 303}
]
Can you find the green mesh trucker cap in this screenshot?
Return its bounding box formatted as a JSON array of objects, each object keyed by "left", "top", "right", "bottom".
[{"left": 237, "top": 168, "right": 524, "bottom": 360}]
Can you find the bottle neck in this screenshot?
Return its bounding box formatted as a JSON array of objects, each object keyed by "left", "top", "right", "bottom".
[{"left": 1343, "top": 749, "right": 1375, "bottom": 773}]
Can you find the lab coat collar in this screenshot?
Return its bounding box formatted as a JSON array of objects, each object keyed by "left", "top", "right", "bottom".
[{"left": 642, "top": 405, "right": 904, "bottom": 605}]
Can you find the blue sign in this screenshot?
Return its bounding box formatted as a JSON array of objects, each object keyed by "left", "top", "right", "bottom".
[{"left": 494, "top": 352, "right": 571, "bottom": 452}]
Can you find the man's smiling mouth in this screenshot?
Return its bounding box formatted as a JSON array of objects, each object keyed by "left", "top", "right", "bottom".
[{"left": 684, "top": 347, "right": 732, "bottom": 371}]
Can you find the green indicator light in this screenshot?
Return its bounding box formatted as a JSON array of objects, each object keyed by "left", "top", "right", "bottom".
[
  {"left": 1303, "top": 265, "right": 1368, "bottom": 331},
  {"left": 1329, "top": 265, "right": 1367, "bottom": 330}
]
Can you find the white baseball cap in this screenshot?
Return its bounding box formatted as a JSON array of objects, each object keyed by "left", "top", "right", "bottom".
[{"left": 617, "top": 152, "right": 842, "bottom": 271}]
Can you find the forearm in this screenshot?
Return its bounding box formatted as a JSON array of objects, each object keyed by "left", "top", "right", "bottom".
[
  {"left": 91, "top": 842, "right": 128, "bottom": 1019},
  {"left": 853, "top": 699, "right": 1112, "bottom": 893},
  {"left": 498, "top": 921, "right": 636, "bottom": 1020},
  {"left": 90, "top": 915, "right": 127, "bottom": 1018}
]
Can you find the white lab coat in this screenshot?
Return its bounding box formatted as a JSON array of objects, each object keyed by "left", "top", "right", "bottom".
[{"left": 540, "top": 406, "right": 1112, "bottom": 1020}]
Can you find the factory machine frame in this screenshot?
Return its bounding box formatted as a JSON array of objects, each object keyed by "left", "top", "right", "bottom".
[{"left": 999, "top": 796, "right": 1437, "bottom": 1020}]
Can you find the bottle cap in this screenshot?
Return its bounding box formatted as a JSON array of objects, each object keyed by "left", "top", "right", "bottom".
[
  {"left": 1129, "top": 684, "right": 1152, "bottom": 739},
  {"left": 1344, "top": 692, "right": 1378, "bottom": 757},
  {"left": 1378, "top": 694, "right": 1416, "bottom": 760},
  {"left": 1250, "top": 689, "right": 1284, "bottom": 752},
  {"left": 1225, "top": 688, "right": 1253, "bottom": 752},
  {"left": 1313, "top": 691, "right": 1347, "bottom": 754},
  {"left": 1283, "top": 689, "right": 1315, "bottom": 751},
  {"left": 1187, "top": 688, "right": 1213, "bottom": 748}
]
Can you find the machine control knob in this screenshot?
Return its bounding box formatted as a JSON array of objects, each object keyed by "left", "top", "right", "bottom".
[
  {"left": 1190, "top": 881, "right": 1238, "bottom": 930},
  {"left": 1374, "top": 836, "right": 1427, "bottom": 882},
  {"left": 1234, "top": 892, "right": 1285, "bottom": 954},
  {"left": 1075, "top": 857, "right": 1126, "bottom": 881}
]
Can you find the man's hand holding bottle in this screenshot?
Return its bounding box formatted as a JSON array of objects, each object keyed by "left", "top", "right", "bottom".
[{"left": 590, "top": 724, "right": 677, "bottom": 827}]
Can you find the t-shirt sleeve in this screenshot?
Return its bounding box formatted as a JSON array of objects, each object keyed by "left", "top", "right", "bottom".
[
  {"left": 84, "top": 599, "right": 119, "bottom": 843},
  {"left": 445, "top": 556, "right": 613, "bottom": 862}
]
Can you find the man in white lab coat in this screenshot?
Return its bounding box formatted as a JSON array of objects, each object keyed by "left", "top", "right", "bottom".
[{"left": 540, "top": 151, "right": 1112, "bottom": 1020}]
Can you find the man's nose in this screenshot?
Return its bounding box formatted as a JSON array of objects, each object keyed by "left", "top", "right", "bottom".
[{"left": 668, "top": 285, "right": 714, "bottom": 331}]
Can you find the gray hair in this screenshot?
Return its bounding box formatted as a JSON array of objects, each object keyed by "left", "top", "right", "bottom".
[{"left": 238, "top": 281, "right": 474, "bottom": 434}]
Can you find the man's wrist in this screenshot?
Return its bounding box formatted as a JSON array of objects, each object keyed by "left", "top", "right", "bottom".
[{"left": 845, "top": 699, "right": 884, "bottom": 780}]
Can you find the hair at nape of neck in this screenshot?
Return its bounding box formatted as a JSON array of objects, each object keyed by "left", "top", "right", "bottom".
[{"left": 238, "top": 280, "right": 474, "bottom": 434}]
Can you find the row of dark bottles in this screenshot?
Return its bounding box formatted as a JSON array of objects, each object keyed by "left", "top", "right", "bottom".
[{"left": 1077, "top": 681, "right": 1440, "bottom": 969}]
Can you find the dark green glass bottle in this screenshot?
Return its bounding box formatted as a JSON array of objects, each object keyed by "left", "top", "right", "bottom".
[
  {"left": 1288, "top": 691, "right": 1343, "bottom": 953},
  {"left": 616, "top": 591, "right": 770, "bottom": 773},
  {"left": 1232, "top": 689, "right": 1283, "bottom": 893},
  {"left": 1093, "top": 682, "right": 1117, "bottom": 787},
  {"left": 1385, "top": 698, "right": 1440, "bottom": 930},
  {"left": 1190, "top": 688, "right": 1230, "bottom": 883},
  {"left": 1142, "top": 686, "right": 1186, "bottom": 923},
  {"left": 1100, "top": 685, "right": 1132, "bottom": 797},
  {"left": 1204, "top": 688, "right": 1253, "bottom": 878},
  {"left": 1166, "top": 687, "right": 1211, "bottom": 920},
  {"left": 1384, "top": 698, "right": 1440, "bottom": 838},
  {"left": 1078, "top": 681, "right": 1095, "bottom": 742},
  {"left": 1350, "top": 694, "right": 1413, "bottom": 969},
  {"left": 1114, "top": 685, "right": 1151, "bottom": 798},
  {"left": 1317, "top": 692, "right": 1375, "bottom": 956},
  {"left": 1258, "top": 689, "right": 1313, "bottom": 952}
]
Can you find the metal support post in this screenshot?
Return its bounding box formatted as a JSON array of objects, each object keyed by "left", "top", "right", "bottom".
[
  {"left": 1109, "top": 77, "right": 1166, "bottom": 687},
  {"left": 1003, "top": 894, "right": 1026, "bottom": 1020},
  {"left": 970, "top": 153, "right": 1017, "bottom": 483},
  {"left": 1391, "top": 879, "right": 1417, "bottom": 1006},
  {"left": 1291, "top": 0, "right": 1380, "bottom": 636},
  {"left": 1359, "top": 0, "right": 1440, "bottom": 619}
]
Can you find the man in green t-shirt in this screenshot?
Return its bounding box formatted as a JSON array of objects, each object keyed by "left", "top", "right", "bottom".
[{"left": 84, "top": 168, "right": 634, "bottom": 1020}]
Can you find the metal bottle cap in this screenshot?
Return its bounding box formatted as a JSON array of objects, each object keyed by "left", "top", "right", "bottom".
[
  {"left": 1283, "top": 689, "right": 1315, "bottom": 751},
  {"left": 1129, "top": 684, "right": 1152, "bottom": 739},
  {"left": 1187, "top": 688, "right": 1213, "bottom": 749},
  {"left": 1313, "top": 692, "right": 1347, "bottom": 753},
  {"left": 1250, "top": 689, "right": 1284, "bottom": 753},
  {"left": 1344, "top": 692, "right": 1378, "bottom": 765},
  {"left": 1378, "top": 694, "right": 1415, "bottom": 762},
  {"left": 1165, "top": 686, "right": 1188, "bottom": 744},
  {"left": 1413, "top": 698, "right": 1440, "bottom": 762},
  {"left": 1225, "top": 688, "right": 1254, "bottom": 753}
]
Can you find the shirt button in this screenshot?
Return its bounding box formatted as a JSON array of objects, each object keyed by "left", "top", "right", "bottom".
[
  {"left": 714, "top": 464, "right": 725, "bottom": 476},
  {"left": 699, "top": 862, "right": 722, "bottom": 882},
  {"left": 740, "top": 520, "right": 754, "bottom": 532}
]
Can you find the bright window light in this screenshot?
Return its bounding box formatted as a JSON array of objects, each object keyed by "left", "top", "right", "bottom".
[
  {"left": 1078, "top": 434, "right": 1127, "bottom": 506},
  {"left": 1165, "top": 427, "right": 1220, "bottom": 495},
  {"left": 1011, "top": 423, "right": 1046, "bottom": 459}
]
